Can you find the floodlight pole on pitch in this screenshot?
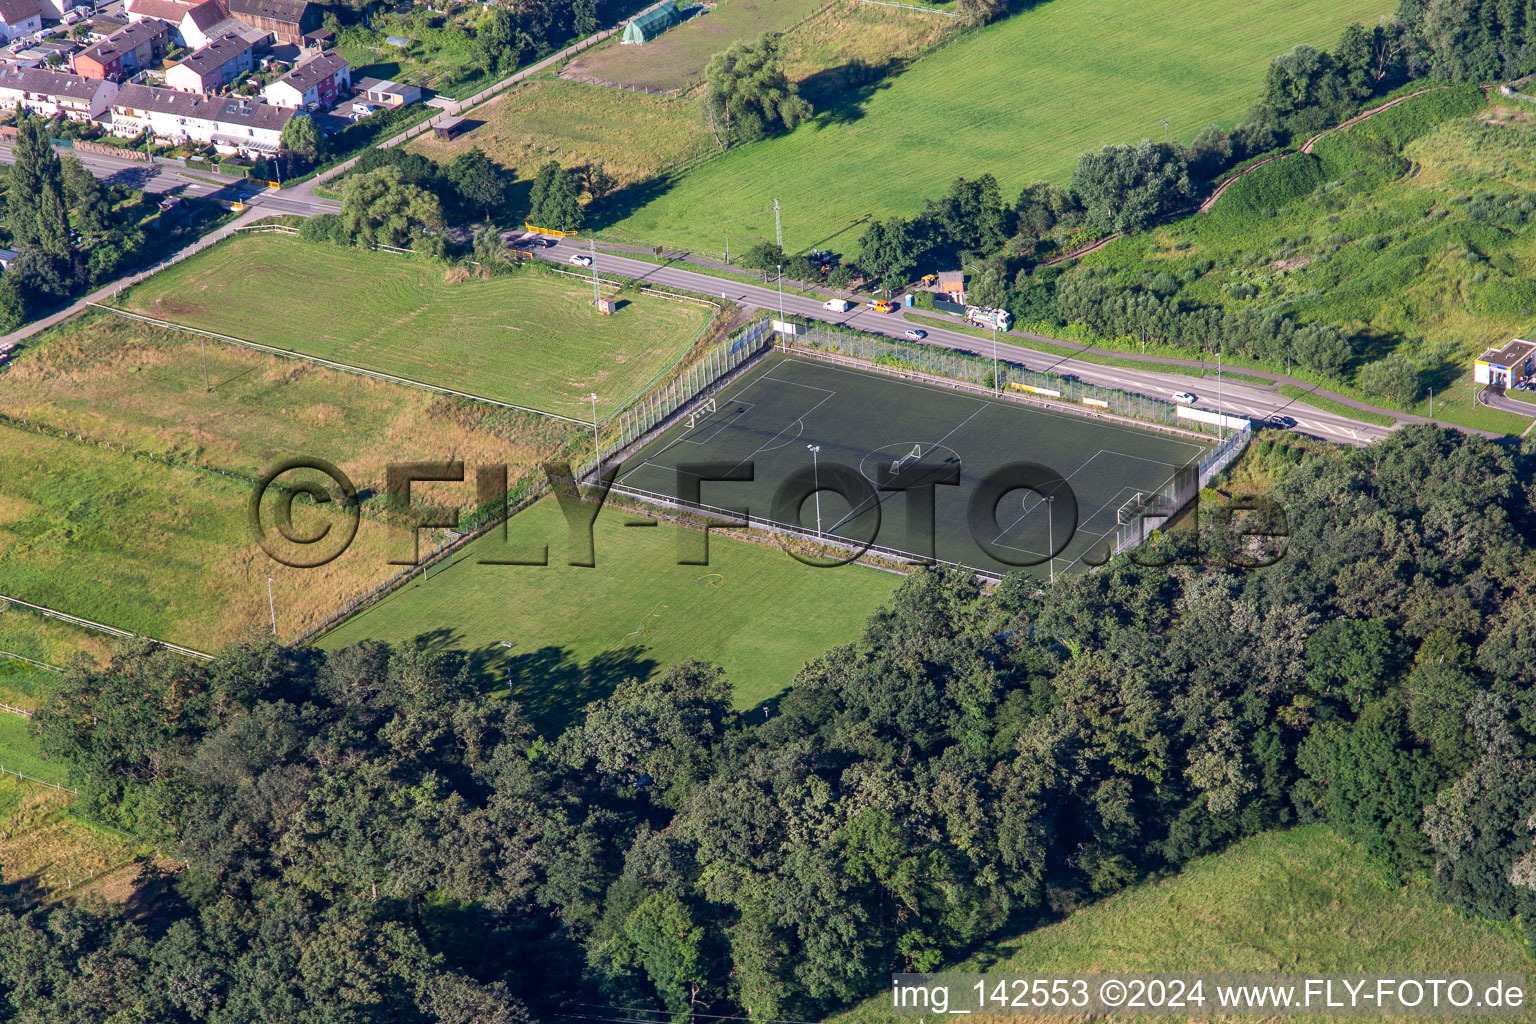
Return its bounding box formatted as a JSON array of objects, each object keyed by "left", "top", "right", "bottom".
[
  {"left": 773, "top": 199, "right": 782, "bottom": 250},
  {"left": 806, "top": 444, "right": 822, "bottom": 537},
  {"left": 267, "top": 577, "right": 276, "bottom": 637},
  {"left": 1046, "top": 495, "right": 1055, "bottom": 585}
]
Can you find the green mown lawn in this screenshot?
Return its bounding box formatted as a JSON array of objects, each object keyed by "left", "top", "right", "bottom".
[
  {"left": 598, "top": 0, "right": 1393, "bottom": 254},
  {"left": 316, "top": 496, "right": 901, "bottom": 728},
  {"left": 120, "top": 233, "right": 715, "bottom": 420}
]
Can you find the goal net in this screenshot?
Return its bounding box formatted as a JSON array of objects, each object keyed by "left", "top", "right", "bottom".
[
  {"left": 686, "top": 397, "right": 718, "bottom": 430},
  {"left": 889, "top": 444, "right": 922, "bottom": 476}
]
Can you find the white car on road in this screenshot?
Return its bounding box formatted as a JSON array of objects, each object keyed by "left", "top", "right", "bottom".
[
  {"left": 904, "top": 329, "right": 927, "bottom": 340},
  {"left": 1171, "top": 392, "right": 1197, "bottom": 404},
  {"left": 570, "top": 255, "right": 593, "bottom": 266}
]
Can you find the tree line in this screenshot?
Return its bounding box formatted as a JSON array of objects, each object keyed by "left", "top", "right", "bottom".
[
  {"left": 7, "top": 425, "right": 1536, "bottom": 1022},
  {"left": 0, "top": 113, "right": 201, "bottom": 331}
]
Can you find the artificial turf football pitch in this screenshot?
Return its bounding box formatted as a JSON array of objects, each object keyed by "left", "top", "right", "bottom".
[{"left": 616, "top": 354, "right": 1212, "bottom": 578}]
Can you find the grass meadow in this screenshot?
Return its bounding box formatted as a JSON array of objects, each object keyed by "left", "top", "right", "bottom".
[
  {"left": 119, "top": 234, "right": 716, "bottom": 420},
  {"left": 408, "top": 79, "right": 712, "bottom": 191},
  {"left": 1084, "top": 91, "right": 1536, "bottom": 432},
  {"left": 596, "top": 0, "right": 1394, "bottom": 253},
  {"left": 564, "top": 0, "right": 829, "bottom": 92},
  {"left": 0, "top": 311, "right": 579, "bottom": 506},
  {"left": 0, "top": 776, "right": 139, "bottom": 907},
  {"left": 830, "top": 826, "right": 1530, "bottom": 1024},
  {"left": 779, "top": 0, "right": 957, "bottom": 108},
  {"left": 0, "top": 418, "right": 421, "bottom": 652},
  {"left": 316, "top": 496, "right": 900, "bottom": 728}
]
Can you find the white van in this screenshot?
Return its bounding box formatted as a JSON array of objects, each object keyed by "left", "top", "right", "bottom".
[{"left": 822, "top": 298, "right": 852, "bottom": 312}]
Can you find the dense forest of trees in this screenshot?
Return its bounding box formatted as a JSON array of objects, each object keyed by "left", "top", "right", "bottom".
[{"left": 6, "top": 426, "right": 1536, "bottom": 1021}]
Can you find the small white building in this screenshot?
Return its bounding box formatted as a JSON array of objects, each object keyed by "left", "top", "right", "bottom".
[
  {"left": 110, "top": 81, "right": 293, "bottom": 154},
  {"left": 0, "top": 65, "right": 118, "bottom": 119},
  {"left": 351, "top": 75, "right": 419, "bottom": 108},
  {"left": 1474, "top": 339, "right": 1536, "bottom": 388},
  {"left": 0, "top": 0, "right": 42, "bottom": 43}
]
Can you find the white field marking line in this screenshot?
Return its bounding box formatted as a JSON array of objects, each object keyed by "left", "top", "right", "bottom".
[
  {"left": 790, "top": 356, "right": 1210, "bottom": 454},
  {"left": 614, "top": 361, "right": 795, "bottom": 486},
  {"left": 623, "top": 370, "right": 839, "bottom": 491},
  {"left": 992, "top": 448, "right": 1180, "bottom": 546},
  {"left": 821, "top": 401, "right": 992, "bottom": 535},
  {"left": 681, "top": 400, "right": 757, "bottom": 446}
]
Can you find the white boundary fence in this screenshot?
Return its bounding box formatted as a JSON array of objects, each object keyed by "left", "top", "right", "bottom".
[
  {"left": 0, "top": 765, "right": 75, "bottom": 793},
  {"left": 606, "top": 317, "right": 777, "bottom": 452},
  {"left": 0, "top": 594, "right": 212, "bottom": 661},
  {"left": 88, "top": 305, "right": 588, "bottom": 425}
]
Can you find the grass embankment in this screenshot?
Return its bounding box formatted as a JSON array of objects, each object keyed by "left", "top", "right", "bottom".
[
  {"left": 902, "top": 312, "right": 1280, "bottom": 385},
  {"left": 1081, "top": 91, "right": 1536, "bottom": 436},
  {"left": 316, "top": 496, "right": 901, "bottom": 728},
  {"left": 830, "top": 826, "right": 1530, "bottom": 1024},
  {"left": 118, "top": 233, "right": 715, "bottom": 420},
  {"left": 598, "top": 0, "right": 1393, "bottom": 251}
]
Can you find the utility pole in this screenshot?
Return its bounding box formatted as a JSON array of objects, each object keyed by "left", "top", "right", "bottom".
[
  {"left": 267, "top": 577, "right": 276, "bottom": 638},
  {"left": 590, "top": 237, "right": 599, "bottom": 305},
  {"left": 806, "top": 444, "right": 822, "bottom": 537},
  {"left": 777, "top": 264, "right": 786, "bottom": 349},
  {"left": 773, "top": 198, "right": 782, "bottom": 250},
  {"left": 589, "top": 392, "right": 601, "bottom": 475},
  {"left": 1429, "top": 387, "right": 1433, "bottom": 418},
  {"left": 1162, "top": 119, "right": 1170, "bottom": 142}
]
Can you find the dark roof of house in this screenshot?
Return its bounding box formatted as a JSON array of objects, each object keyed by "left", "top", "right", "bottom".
[
  {"left": 0, "top": 0, "right": 39, "bottom": 25},
  {"left": 114, "top": 81, "right": 293, "bottom": 129},
  {"left": 228, "top": 0, "right": 307, "bottom": 24},
  {"left": 1480, "top": 339, "right": 1536, "bottom": 367},
  {"left": 0, "top": 65, "right": 103, "bottom": 99},
  {"left": 184, "top": 0, "right": 229, "bottom": 30},
  {"left": 273, "top": 48, "right": 343, "bottom": 89},
  {"left": 174, "top": 31, "right": 250, "bottom": 76},
  {"left": 354, "top": 76, "right": 415, "bottom": 96},
  {"left": 936, "top": 270, "right": 964, "bottom": 286},
  {"left": 76, "top": 19, "right": 168, "bottom": 65}
]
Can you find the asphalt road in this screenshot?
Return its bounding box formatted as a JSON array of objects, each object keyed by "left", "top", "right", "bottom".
[
  {"left": 0, "top": 141, "right": 341, "bottom": 217},
  {"left": 533, "top": 248, "right": 1395, "bottom": 447}
]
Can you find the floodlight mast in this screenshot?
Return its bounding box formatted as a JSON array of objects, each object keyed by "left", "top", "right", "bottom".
[
  {"left": 807, "top": 444, "right": 822, "bottom": 537},
  {"left": 590, "top": 393, "right": 601, "bottom": 475}
]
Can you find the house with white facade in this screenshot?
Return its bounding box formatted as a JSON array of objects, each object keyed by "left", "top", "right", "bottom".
[
  {"left": 262, "top": 48, "right": 346, "bottom": 108},
  {"left": 110, "top": 81, "right": 292, "bottom": 154},
  {"left": 0, "top": 0, "right": 42, "bottom": 43},
  {"left": 0, "top": 66, "right": 118, "bottom": 120}
]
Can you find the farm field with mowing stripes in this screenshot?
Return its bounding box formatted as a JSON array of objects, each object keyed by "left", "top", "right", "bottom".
[
  {"left": 118, "top": 233, "right": 716, "bottom": 421},
  {"left": 598, "top": 0, "right": 1394, "bottom": 253},
  {"left": 829, "top": 826, "right": 1530, "bottom": 1024},
  {"left": 315, "top": 495, "right": 901, "bottom": 727},
  {"left": 616, "top": 353, "right": 1211, "bottom": 578}
]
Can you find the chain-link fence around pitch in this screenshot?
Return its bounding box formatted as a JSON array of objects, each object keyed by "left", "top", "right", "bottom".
[
  {"left": 789, "top": 320, "right": 1228, "bottom": 435},
  {"left": 605, "top": 317, "right": 777, "bottom": 452}
]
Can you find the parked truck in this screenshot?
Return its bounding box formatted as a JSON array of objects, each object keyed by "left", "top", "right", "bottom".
[
  {"left": 965, "top": 305, "right": 1013, "bottom": 331},
  {"left": 823, "top": 298, "right": 853, "bottom": 312}
]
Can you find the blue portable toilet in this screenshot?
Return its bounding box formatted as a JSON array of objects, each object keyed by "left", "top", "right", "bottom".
[{"left": 904, "top": 293, "right": 915, "bottom": 307}]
